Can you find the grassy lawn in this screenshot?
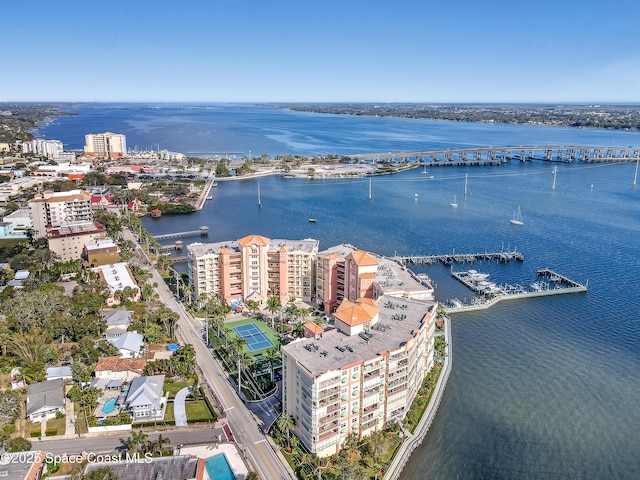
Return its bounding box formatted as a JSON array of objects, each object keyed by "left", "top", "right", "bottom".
[
  {"left": 28, "top": 422, "right": 41, "bottom": 438},
  {"left": 164, "top": 402, "right": 175, "bottom": 422},
  {"left": 74, "top": 404, "right": 89, "bottom": 434},
  {"left": 185, "top": 400, "right": 214, "bottom": 422},
  {"left": 46, "top": 416, "right": 66, "bottom": 436},
  {"left": 164, "top": 378, "right": 195, "bottom": 399}
]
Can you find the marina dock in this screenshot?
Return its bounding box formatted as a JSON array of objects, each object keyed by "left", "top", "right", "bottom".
[
  {"left": 446, "top": 268, "right": 587, "bottom": 314},
  {"left": 153, "top": 226, "right": 209, "bottom": 241},
  {"left": 397, "top": 249, "right": 523, "bottom": 266}
]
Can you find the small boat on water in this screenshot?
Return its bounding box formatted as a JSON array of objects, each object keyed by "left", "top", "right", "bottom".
[
  {"left": 450, "top": 195, "right": 458, "bottom": 208},
  {"left": 510, "top": 206, "right": 524, "bottom": 226},
  {"left": 309, "top": 218, "right": 317, "bottom": 223},
  {"left": 206, "top": 195, "right": 213, "bottom": 200}
]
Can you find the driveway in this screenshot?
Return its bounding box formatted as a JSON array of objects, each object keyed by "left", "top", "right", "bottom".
[
  {"left": 174, "top": 387, "right": 190, "bottom": 427},
  {"left": 245, "top": 381, "right": 282, "bottom": 432}
]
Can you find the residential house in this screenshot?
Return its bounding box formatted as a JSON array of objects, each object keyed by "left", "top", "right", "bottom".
[
  {"left": 45, "top": 366, "right": 73, "bottom": 382},
  {"left": 100, "top": 309, "right": 133, "bottom": 340},
  {"left": 25, "top": 379, "right": 65, "bottom": 423},
  {"left": 107, "top": 331, "right": 144, "bottom": 358},
  {"left": 94, "top": 356, "right": 145, "bottom": 382},
  {"left": 124, "top": 374, "right": 166, "bottom": 421},
  {"left": 83, "top": 455, "right": 203, "bottom": 480},
  {"left": 92, "top": 262, "right": 140, "bottom": 306}
]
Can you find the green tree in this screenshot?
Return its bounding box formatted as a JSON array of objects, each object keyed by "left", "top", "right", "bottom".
[
  {"left": 150, "top": 433, "right": 170, "bottom": 456},
  {"left": 266, "top": 296, "right": 281, "bottom": 328},
  {"left": 265, "top": 347, "right": 280, "bottom": 383},
  {"left": 8, "top": 329, "right": 52, "bottom": 378},
  {"left": 6, "top": 436, "right": 32, "bottom": 452},
  {"left": 276, "top": 413, "right": 295, "bottom": 448},
  {"left": 126, "top": 430, "right": 149, "bottom": 454}
]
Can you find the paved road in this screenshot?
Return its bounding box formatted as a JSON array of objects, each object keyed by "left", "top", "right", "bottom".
[
  {"left": 122, "top": 228, "right": 295, "bottom": 480},
  {"left": 34, "top": 428, "right": 226, "bottom": 456}
]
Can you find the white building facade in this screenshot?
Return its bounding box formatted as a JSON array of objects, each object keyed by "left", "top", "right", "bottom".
[{"left": 84, "top": 132, "right": 127, "bottom": 160}]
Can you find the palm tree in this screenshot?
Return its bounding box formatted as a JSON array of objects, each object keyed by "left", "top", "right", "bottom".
[
  {"left": 265, "top": 347, "right": 281, "bottom": 383},
  {"left": 246, "top": 299, "right": 260, "bottom": 314},
  {"left": 127, "top": 430, "right": 149, "bottom": 454},
  {"left": 266, "top": 296, "right": 281, "bottom": 328},
  {"left": 292, "top": 322, "right": 305, "bottom": 338},
  {"left": 151, "top": 433, "right": 170, "bottom": 456},
  {"left": 8, "top": 329, "right": 52, "bottom": 377},
  {"left": 276, "top": 413, "right": 295, "bottom": 448},
  {"left": 236, "top": 351, "right": 254, "bottom": 396}
]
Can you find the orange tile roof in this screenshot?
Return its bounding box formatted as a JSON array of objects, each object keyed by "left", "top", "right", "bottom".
[
  {"left": 238, "top": 234, "right": 270, "bottom": 247},
  {"left": 360, "top": 272, "right": 376, "bottom": 279},
  {"left": 334, "top": 300, "right": 379, "bottom": 326},
  {"left": 304, "top": 322, "right": 323, "bottom": 334},
  {"left": 95, "top": 356, "right": 146, "bottom": 373},
  {"left": 356, "top": 297, "right": 376, "bottom": 305},
  {"left": 350, "top": 250, "right": 378, "bottom": 266}
]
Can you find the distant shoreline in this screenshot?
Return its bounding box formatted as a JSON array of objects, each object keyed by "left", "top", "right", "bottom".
[{"left": 265, "top": 102, "right": 640, "bottom": 130}]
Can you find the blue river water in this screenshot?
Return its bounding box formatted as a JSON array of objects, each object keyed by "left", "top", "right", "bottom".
[{"left": 39, "top": 104, "right": 640, "bottom": 479}]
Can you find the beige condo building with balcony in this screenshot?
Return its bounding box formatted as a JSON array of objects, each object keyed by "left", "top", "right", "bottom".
[
  {"left": 187, "top": 234, "right": 319, "bottom": 305},
  {"left": 28, "top": 189, "right": 93, "bottom": 239}
]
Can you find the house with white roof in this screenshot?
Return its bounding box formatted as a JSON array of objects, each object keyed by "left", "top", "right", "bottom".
[
  {"left": 124, "top": 375, "right": 166, "bottom": 421},
  {"left": 46, "top": 365, "right": 73, "bottom": 381},
  {"left": 92, "top": 262, "right": 140, "bottom": 306},
  {"left": 107, "top": 331, "right": 144, "bottom": 358}
]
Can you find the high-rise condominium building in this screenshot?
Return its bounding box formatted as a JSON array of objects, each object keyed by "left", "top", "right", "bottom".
[
  {"left": 187, "top": 234, "right": 319, "bottom": 305},
  {"left": 21, "top": 139, "right": 64, "bottom": 159},
  {"left": 84, "top": 132, "right": 127, "bottom": 160},
  {"left": 281, "top": 245, "right": 437, "bottom": 457},
  {"left": 28, "top": 189, "right": 93, "bottom": 239}
]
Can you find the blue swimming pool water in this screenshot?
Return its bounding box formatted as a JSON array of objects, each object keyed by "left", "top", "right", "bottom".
[
  {"left": 204, "top": 453, "right": 235, "bottom": 480},
  {"left": 101, "top": 397, "right": 117, "bottom": 414}
]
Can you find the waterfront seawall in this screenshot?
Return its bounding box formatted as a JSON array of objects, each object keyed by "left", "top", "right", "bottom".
[{"left": 384, "top": 315, "right": 453, "bottom": 480}]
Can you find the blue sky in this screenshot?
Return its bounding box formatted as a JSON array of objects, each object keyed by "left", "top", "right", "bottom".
[{"left": 2, "top": 0, "right": 639, "bottom": 103}]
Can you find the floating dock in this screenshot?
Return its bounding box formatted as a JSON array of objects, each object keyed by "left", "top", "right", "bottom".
[
  {"left": 397, "top": 250, "right": 523, "bottom": 266},
  {"left": 446, "top": 268, "right": 587, "bottom": 314}
]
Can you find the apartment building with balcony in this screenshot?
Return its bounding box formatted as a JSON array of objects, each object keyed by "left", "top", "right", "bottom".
[
  {"left": 20, "top": 138, "right": 64, "bottom": 159},
  {"left": 281, "top": 295, "right": 438, "bottom": 457},
  {"left": 316, "top": 244, "right": 434, "bottom": 314},
  {"left": 28, "top": 189, "right": 93, "bottom": 239},
  {"left": 47, "top": 222, "right": 107, "bottom": 262},
  {"left": 187, "top": 234, "right": 319, "bottom": 305},
  {"left": 84, "top": 132, "right": 127, "bottom": 160}
]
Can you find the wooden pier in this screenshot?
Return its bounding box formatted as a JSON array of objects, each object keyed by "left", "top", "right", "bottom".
[
  {"left": 153, "top": 226, "right": 209, "bottom": 241},
  {"left": 396, "top": 249, "right": 523, "bottom": 266}
]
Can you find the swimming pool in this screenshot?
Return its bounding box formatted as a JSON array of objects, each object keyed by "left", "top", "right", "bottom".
[
  {"left": 204, "top": 453, "right": 235, "bottom": 480},
  {"left": 101, "top": 397, "right": 117, "bottom": 414}
]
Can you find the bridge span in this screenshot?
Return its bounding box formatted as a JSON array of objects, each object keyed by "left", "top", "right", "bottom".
[{"left": 348, "top": 145, "right": 640, "bottom": 166}]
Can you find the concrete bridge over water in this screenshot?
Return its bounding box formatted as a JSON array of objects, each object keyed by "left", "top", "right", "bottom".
[{"left": 348, "top": 145, "right": 640, "bottom": 166}]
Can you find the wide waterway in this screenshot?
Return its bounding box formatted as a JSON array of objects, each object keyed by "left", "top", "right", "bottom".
[{"left": 40, "top": 104, "right": 640, "bottom": 479}]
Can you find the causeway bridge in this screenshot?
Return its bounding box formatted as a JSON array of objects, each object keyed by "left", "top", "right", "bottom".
[{"left": 348, "top": 145, "right": 640, "bottom": 166}]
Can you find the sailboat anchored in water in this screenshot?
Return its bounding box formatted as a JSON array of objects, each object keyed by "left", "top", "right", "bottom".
[
  {"left": 450, "top": 195, "right": 458, "bottom": 208},
  {"left": 510, "top": 206, "right": 524, "bottom": 226}
]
